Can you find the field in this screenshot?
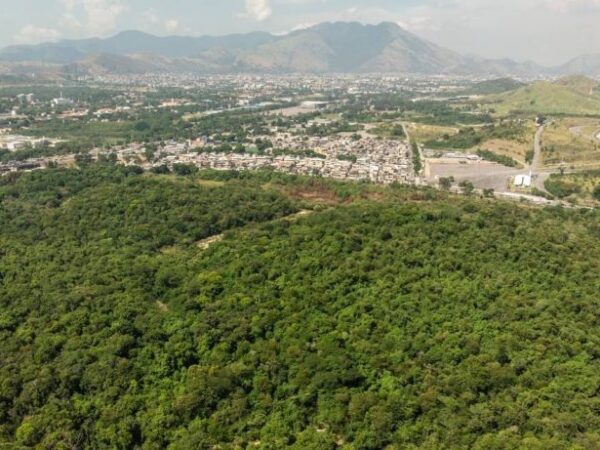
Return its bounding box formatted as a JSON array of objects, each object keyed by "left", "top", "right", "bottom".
[
  {"left": 22, "top": 111, "right": 187, "bottom": 148},
  {"left": 368, "top": 121, "right": 406, "bottom": 139},
  {"left": 406, "top": 122, "right": 458, "bottom": 143},
  {"left": 473, "top": 138, "right": 529, "bottom": 165},
  {"left": 542, "top": 118, "right": 600, "bottom": 168}
]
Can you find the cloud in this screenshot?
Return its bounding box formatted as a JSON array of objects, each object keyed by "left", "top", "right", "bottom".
[
  {"left": 397, "top": 16, "right": 437, "bottom": 32},
  {"left": 246, "top": 0, "right": 273, "bottom": 21},
  {"left": 165, "top": 19, "right": 179, "bottom": 33},
  {"left": 143, "top": 9, "right": 160, "bottom": 25},
  {"left": 545, "top": 0, "right": 600, "bottom": 13},
  {"left": 14, "top": 25, "right": 61, "bottom": 44},
  {"left": 59, "top": 0, "right": 126, "bottom": 35}
]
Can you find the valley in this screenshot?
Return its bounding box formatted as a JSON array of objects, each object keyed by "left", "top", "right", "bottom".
[{"left": 1, "top": 12, "right": 600, "bottom": 449}]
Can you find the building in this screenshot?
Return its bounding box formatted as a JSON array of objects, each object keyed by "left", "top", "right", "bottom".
[
  {"left": 300, "top": 101, "right": 328, "bottom": 110},
  {"left": 52, "top": 93, "right": 74, "bottom": 107},
  {"left": 514, "top": 173, "right": 532, "bottom": 188}
]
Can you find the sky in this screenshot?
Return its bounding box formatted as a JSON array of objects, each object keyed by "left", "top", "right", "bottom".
[{"left": 1, "top": 0, "right": 600, "bottom": 65}]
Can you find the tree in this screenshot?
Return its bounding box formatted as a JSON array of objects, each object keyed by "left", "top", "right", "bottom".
[
  {"left": 173, "top": 164, "right": 199, "bottom": 176},
  {"left": 439, "top": 177, "right": 454, "bottom": 191},
  {"left": 74, "top": 153, "right": 93, "bottom": 167},
  {"left": 459, "top": 180, "right": 475, "bottom": 196},
  {"left": 150, "top": 164, "right": 170, "bottom": 174},
  {"left": 483, "top": 188, "right": 495, "bottom": 198}
]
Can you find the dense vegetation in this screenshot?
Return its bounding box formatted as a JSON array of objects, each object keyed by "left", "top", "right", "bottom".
[
  {"left": 411, "top": 141, "right": 422, "bottom": 174},
  {"left": 544, "top": 175, "right": 583, "bottom": 199},
  {"left": 462, "top": 78, "right": 525, "bottom": 96},
  {"left": 21, "top": 111, "right": 188, "bottom": 147},
  {"left": 544, "top": 171, "right": 600, "bottom": 204},
  {"left": 1, "top": 166, "right": 600, "bottom": 449},
  {"left": 476, "top": 149, "right": 519, "bottom": 167},
  {"left": 340, "top": 95, "right": 492, "bottom": 127}
]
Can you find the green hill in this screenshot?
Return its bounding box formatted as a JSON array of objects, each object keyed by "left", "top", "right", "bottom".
[
  {"left": 465, "top": 77, "right": 526, "bottom": 95},
  {"left": 555, "top": 74, "right": 599, "bottom": 95},
  {"left": 485, "top": 78, "right": 600, "bottom": 115},
  {"left": 1, "top": 165, "right": 600, "bottom": 448}
]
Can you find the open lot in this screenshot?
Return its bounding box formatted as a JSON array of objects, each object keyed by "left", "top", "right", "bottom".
[{"left": 425, "top": 159, "right": 523, "bottom": 192}]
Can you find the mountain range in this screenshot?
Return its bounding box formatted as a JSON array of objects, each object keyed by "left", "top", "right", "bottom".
[{"left": 0, "top": 22, "right": 598, "bottom": 77}]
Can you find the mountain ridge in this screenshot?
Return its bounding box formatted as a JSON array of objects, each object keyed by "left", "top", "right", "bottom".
[{"left": 0, "top": 22, "right": 595, "bottom": 76}]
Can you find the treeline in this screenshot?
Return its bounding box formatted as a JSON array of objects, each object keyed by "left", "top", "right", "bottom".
[
  {"left": 21, "top": 110, "right": 189, "bottom": 146},
  {"left": 476, "top": 149, "right": 519, "bottom": 167},
  {"left": 341, "top": 95, "right": 492, "bottom": 126},
  {"left": 544, "top": 175, "right": 582, "bottom": 199}
]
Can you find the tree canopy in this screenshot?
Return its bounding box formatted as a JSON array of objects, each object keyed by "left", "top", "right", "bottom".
[{"left": 0, "top": 166, "right": 599, "bottom": 449}]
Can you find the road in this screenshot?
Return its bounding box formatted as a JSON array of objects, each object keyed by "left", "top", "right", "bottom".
[
  {"left": 531, "top": 125, "right": 544, "bottom": 174},
  {"left": 531, "top": 124, "right": 550, "bottom": 191}
]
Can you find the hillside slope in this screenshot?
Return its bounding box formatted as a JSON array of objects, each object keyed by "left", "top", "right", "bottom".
[
  {"left": 485, "top": 77, "right": 600, "bottom": 115},
  {"left": 555, "top": 54, "right": 600, "bottom": 77}
]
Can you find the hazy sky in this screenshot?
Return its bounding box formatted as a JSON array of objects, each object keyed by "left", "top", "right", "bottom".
[{"left": 2, "top": 0, "right": 600, "bottom": 65}]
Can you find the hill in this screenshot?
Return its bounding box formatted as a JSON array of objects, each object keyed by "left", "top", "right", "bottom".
[
  {"left": 1, "top": 165, "right": 600, "bottom": 448},
  {"left": 554, "top": 54, "right": 600, "bottom": 77},
  {"left": 555, "top": 74, "right": 599, "bottom": 95},
  {"left": 0, "top": 22, "right": 544, "bottom": 76},
  {"left": 485, "top": 77, "right": 600, "bottom": 115},
  {"left": 464, "top": 78, "right": 526, "bottom": 95}
]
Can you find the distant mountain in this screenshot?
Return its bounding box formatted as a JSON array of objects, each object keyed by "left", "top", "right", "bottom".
[
  {"left": 0, "top": 22, "right": 568, "bottom": 76},
  {"left": 483, "top": 76, "right": 600, "bottom": 115},
  {"left": 0, "top": 30, "right": 275, "bottom": 64},
  {"left": 554, "top": 54, "right": 600, "bottom": 77},
  {"left": 554, "top": 74, "right": 599, "bottom": 95}
]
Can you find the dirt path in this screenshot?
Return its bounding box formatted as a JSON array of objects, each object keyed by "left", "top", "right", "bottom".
[
  {"left": 282, "top": 209, "right": 314, "bottom": 221},
  {"left": 531, "top": 125, "right": 544, "bottom": 173},
  {"left": 196, "top": 234, "right": 224, "bottom": 249},
  {"left": 195, "top": 210, "right": 314, "bottom": 250},
  {"left": 569, "top": 125, "right": 600, "bottom": 141}
]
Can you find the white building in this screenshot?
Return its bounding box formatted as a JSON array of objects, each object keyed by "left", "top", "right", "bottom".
[{"left": 514, "top": 173, "right": 532, "bottom": 188}]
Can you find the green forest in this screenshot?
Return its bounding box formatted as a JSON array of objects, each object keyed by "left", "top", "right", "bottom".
[{"left": 1, "top": 165, "right": 600, "bottom": 449}]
